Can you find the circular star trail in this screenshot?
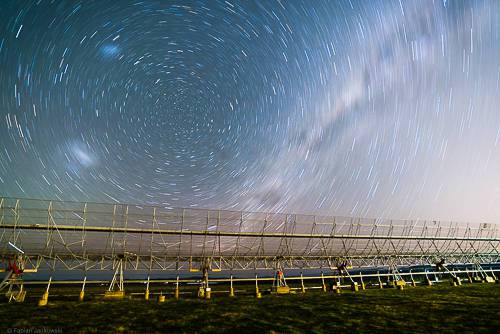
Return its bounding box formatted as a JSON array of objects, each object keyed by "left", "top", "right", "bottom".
[{"left": 1, "top": 0, "right": 500, "bottom": 222}]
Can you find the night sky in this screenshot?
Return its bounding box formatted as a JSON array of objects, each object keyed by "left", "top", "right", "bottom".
[{"left": 1, "top": 0, "right": 500, "bottom": 222}]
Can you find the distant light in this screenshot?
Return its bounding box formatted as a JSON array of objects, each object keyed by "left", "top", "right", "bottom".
[
  {"left": 69, "top": 141, "right": 96, "bottom": 168},
  {"left": 100, "top": 44, "right": 120, "bottom": 58}
]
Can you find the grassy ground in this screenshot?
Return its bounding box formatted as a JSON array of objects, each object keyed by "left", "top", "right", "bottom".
[{"left": 0, "top": 283, "right": 499, "bottom": 333}]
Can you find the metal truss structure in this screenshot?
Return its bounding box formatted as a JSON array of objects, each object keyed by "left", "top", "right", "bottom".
[{"left": 1, "top": 197, "right": 499, "bottom": 275}]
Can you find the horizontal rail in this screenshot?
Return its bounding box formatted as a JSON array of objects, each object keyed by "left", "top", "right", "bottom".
[
  {"left": 2, "top": 224, "right": 500, "bottom": 241},
  {"left": 1, "top": 253, "right": 499, "bottom": 260},
  {"left": 13, "top": 268, "right": 500, "bottom": 285}
]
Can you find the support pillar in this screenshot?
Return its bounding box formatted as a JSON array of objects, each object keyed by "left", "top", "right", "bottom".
[
  {"left": 493, "top": 269, "right": 500, "bottom": 284},
  {"left": 425, "top": 271, "right": 433, "bottom": 286},
  {"left": 8, "top": 280, "right": 26, "bottom": 303},
  {"left": 200, "top": 266, "right": 210, "bottom": 299},
  {"left": 359, "top": 272, "right": 366, "bottom": 290},
  {"left": 465, "top": 268, "right": 473, "bottom": 283},
  {"left": 104, "top": 259, "right": 125, "bottom": 299},
  {"left": 38, "top": 277, "right": 51, "bottom": 307},
  {"left": 410, "top": 271, "right": 417, "bottom": 287},
  {"left": 335, "top": 280, "right": 341, "bottom": 294},
  {"left": 229, "top": 275, "right": 235, "bottom": 297},
  {"left": 175, "top": 276, "right": 180, "bottom": 299},
  {"left": 145, "top": 276, "right": 150, "bottom": 300},
  {"left": 79, "top": 277, "right": 86, "bottom": 301},
  {"left": 490, "top": 268, "right": 497, "bottom": 283},
  {"left": 450, "top": 276, "right": 462, "bottom": 286},
  {"left": 255, "top": 274, "right": 261, "bottom": 298},
  {"left": 321, "top": 272, "right": 327, "bottom": 292},
  {"left": 300, "top": 273, "right": 306, "bottom": 293},
  {"left": 1, "top": 270, "right": 27, "bottom": 303}
]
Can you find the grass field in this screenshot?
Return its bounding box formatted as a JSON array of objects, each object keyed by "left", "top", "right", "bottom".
[{"left": 0, "top": 283, "right": 499, "bottom": 333}]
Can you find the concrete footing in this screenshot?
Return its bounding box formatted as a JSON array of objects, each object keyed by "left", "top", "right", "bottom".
[
  {"left": 38, "top": 292, "right": 49, "bottom": 306},
  {"left": 104, "top": 290, "right": 125, "bottom": 299}
]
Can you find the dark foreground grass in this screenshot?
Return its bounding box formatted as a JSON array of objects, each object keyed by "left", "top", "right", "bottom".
[{"left": 0, "top": 284, "right": 499, "bottom": 333}]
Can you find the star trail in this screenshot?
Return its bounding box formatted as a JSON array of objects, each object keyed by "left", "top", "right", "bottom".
[{"left": 1, "top": 0, "right": 500, "bottom": 222}]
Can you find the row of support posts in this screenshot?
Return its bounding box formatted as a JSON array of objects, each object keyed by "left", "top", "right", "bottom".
[
  {"left": 5, "top": 265, "right": 500, "bottom": 305},
  {"left": 0, "top": 268, "right": 410, "bottom": 306}
]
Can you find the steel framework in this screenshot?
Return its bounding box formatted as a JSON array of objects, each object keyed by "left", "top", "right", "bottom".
[{"left": 0, "top": 197, "right": 499, "bottom": 274}]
